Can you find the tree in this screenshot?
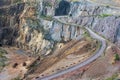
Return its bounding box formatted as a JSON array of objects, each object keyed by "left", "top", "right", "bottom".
[{"left": 114, "top": 54, "right": 120, "bottom": 61}]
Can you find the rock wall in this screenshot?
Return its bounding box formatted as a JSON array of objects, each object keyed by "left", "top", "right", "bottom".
[
  {"left": 0, "top": 0, "right": 22, "bottom": 7},
  {"left": 66, "top": 0, "right": 120, "bottom": 47},
  {"left": 13, "top": 0, "right": 84, "bottom": 56},
  {"left": 1, "top": 0, "right": 120, "bottom": 56},
  {"left": 0, "top": 1, "right": 25, "bottom": 46}
]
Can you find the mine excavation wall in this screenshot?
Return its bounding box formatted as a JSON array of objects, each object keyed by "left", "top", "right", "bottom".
[
  {"left": 0, "top": 0, "right": 25, "bottom": 46},
  {"left": 0, "top": 0, "right": 120, "bottom": 56}
]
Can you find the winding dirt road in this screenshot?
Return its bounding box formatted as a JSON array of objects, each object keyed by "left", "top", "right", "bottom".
[{"left": 37, "top": 17, "right": 106, "bottom": 80}]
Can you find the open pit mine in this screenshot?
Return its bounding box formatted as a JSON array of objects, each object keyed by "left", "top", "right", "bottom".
[{"left": 0, "top": 0, "right": 120, "bottom": 80}]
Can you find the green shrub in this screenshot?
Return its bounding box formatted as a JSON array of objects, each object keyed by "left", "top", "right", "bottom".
[
  {"left": 114, "top": 54, "right": 120, "bottom": 61},
  {"left": 0, "top": 48, "right": 7, "bottom": 71},
  {"left": 13, "top": 0, "right": 22, "bottom": 3},
  {"left": 40, "top": 15, "right": 53, "bottom": 21},
  {"left": 99, "top": 14, "right": 112, "bottom": 18},
  {"left": 106, "top": 74, "right": 118, "bottom": 80},
  {"left": 12, "top": 76, "right": 21, "bottom": 80}
]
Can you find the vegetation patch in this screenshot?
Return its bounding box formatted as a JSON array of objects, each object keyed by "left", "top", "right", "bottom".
[
  {"left": 43, "top": 1, "right": 52, "bottom": 7},
  {"left": 40, "top": 15, "right": 53, "bottom": 21},
  {"left": 12, "top": 76, "right": 21, "bottom": 80},
  {"left": 0, "top": 48, "right": 8, "bottom": 71},
  {"left": 83, "top": 30, "right": 93, "bottom": 41},
  {"left": 99, "top": 14, "right": 112, "bottom": 18},
  {"left": 114, "top": 53, "right": 120, "bottom": 61},
  {"left": 13, "top": 0, "right": 22, "bottom": 3},
  {"left": 71, "top": 0, "right": 80, "bottom": 2},
  {"left": 106, "top": 74, "right": 118, "bottom": 80}
]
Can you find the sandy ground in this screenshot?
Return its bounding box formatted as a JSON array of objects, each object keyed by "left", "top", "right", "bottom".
[
  {"left": 0, "top": 47, "right": 35, "bottom": 80},
  {"left": 52, "top": 44, "right": 120, "bottom": 80},
  {"left": 0, "top": 38, "right": 96, "bottom": 80},
  {"left": 1, "top": 42, "right": 119, "bottom": 80},
  {"left": 25, "top": 38, "right": 98, "bottom": 80}
]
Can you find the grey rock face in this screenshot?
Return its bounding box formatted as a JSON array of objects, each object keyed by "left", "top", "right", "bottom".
[
  {"left": 67, "top": 0, "right": 120, "bottom": 47},
  {"left": 40, "top": 0, "right": 120, "bottom": 47},
  {"left": 50, "top": 21, "right": 63, "bottom": 41},
  {"left": 1, "top": 0, "right": 120, "bottom": 56},
  {"left": 0, "top": 0, "right": 11, "bottom": 7},
  {"left": 49, "top": 20, "right": 84, "bottom": 42},
  {"left": 115, "top": 22, "right": 120, "bottom": 46},
  {"left": 92, "top": 16, "right": 118, "bottom": 42}
]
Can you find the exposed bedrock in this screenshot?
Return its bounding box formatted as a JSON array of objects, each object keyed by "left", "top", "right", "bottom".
[
  {"left": 13, "top": 0, "right": 84, "bottom": 56},
  {"left": 0, "top": 0, "right": 23, "bottom": 7},
  {"left": 0, "top": 2, "right": 25, "bottom": 46},
  {"left": 1, "top": 0, "right": 120, "bottom": 56},
  {"left": 63, "top": 0, "right": 120, "bottom": 47},
  {"left": 50, "top": 21, "right": 84, "bottom": 41}
]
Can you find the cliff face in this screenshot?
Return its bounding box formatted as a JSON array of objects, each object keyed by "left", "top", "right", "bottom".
[
  {"left": 1, "top": 0, "right": 120, "bottom": 56},
  {"left": 17, "top": 0, "right": 84, "bottom": 56},
  {"left": 16, "top": 0, "right": 84, "bottom": 56},
  {"left": 68, "top": 0, "right": 120, "bottom": 47},
  {"left": 0, "top": 0, "right": 22, "bottom": 7},
  {"left": 35, "top": 0, "right": 120, "bottom": 47},
  {"left": 0, "top": 0, "right": 25, "bottom": 46}
]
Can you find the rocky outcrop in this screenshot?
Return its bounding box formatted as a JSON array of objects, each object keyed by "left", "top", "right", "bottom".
[
  {"left": 0, "top": 1, "right": 25, "bottom": 46},
  {"left": 1, "top": 0, "right": 120, "bottom": 56},
  {"left": 59, "top": 0, "right": 120, "bottom": 47},
  {"left": 13, "top": 0, "right": 84, "bottom": 56},
  {"left": 115, "top": 25, "right": 120, "bottom": 46},
  {"left": 50, "top": 21, "right": 84, "bottom": 41},
  {"left": 38, "top": 0, "right": 55, "bottom": 16},
  {"left": 16, "top": 7, "right": 84, "bottom": 56}
]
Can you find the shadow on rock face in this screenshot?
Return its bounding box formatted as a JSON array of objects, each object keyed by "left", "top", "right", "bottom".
[
  {"left": 55, "top": 0, "right": 70, "bottom": 16},
  {"left": 0, "top": 43, "right": 2, "bottom": 47},
  {"left": 0, "top": 0, "right": 11, "bottom": 7},
  {"left": 114, "top": 25, "right": 120, "bottom": 43}
]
